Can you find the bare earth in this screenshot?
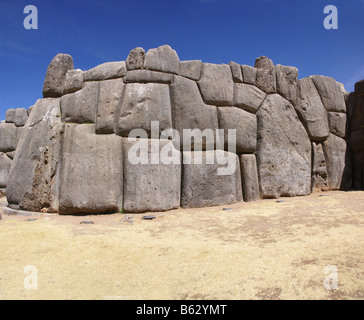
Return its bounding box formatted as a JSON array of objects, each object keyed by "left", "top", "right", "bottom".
[{"left": 0, "top": 191, "right": 363, "bottom": 300}]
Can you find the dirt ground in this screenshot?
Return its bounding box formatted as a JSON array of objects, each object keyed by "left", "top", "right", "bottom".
[{"left": 0, "top": 191, "right": 363, "bottom": 300}]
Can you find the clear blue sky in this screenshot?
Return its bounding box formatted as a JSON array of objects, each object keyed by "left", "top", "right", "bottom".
[{"left": 1, "top": 0, "right": 364, "bottom": 120}]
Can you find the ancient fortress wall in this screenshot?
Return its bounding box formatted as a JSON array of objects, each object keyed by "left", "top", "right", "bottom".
[{"left": 0, "top": 45, "right": 363, "bottom": 214}]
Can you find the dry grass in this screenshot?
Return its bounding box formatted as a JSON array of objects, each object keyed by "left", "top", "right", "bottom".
[{"left": 0, "top": 191, "right": 363, "bottom": 300}]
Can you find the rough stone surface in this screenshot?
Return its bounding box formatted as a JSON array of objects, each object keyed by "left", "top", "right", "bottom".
[
  {"left": 0, "top": 123, "right": 18, "bottom": 152},
  {"left": 296, "top": 77, "right": 330, "bottom": 141},
  {"left": 311, "top": 75, "right": 346, "bottom": 113},
  {"left": 43, "top": 54, "right": 74, "bottom": 98},
  {"left": 124, "top": 70, "right": 173, "bottom": 84},
  {"left": 14, "top": 108, "right": 28, "bottom": 127},
  {"left": 256, "top": 94, "right": 311, "bottom": 198},
  {"left": 233, "top": 83, "right": 266, "bottom": 113},
  {"left": 241, "top": 65, "right": 257, "bottom": 85},
  {"left": 123, "top": 138, "right": 181, "bottom": 213},
  {"left": 198, "top": 63, "right": 234, "bottom": 106},
  {"left": 170, "top": 76, "right": 219, "bottom": 150},
  {"left": 83, "top": 61, "right": 126, "bottom": 81},
  {"left": 355, "top": 79, "right": 364, "bottom": 93},
  {"left": 322, "top": 133, "right": 352, "bottom": 190},
  {"left": 179, "top": 60, "right": 202, "bottom": 81},
  {"left": 347, "top": 93, "right": 364, "bottom": 132},
  {"left": 0, "top": 153, "right": 12, "bottom": 188},
  {"left": 60, "top": 81, "right": 99, "bottom": 124},
  {"left": 126, "top": 47, "right": 145, "bottom": 71},
  {"left": 181, "top": 150, "right": 242, "bottom": 208},
  {"left": 96, "top": 78, "right": 124, "bottom": 134},
  {"left": 255, "top": 56, "right": 276, "bottom": 94},
  {"left": 328, "top": 112, "right": 346, "bottom": 139},
  {"left": 311, "top": 142, "right": 329, "bottom": 192},
  {"left": 144, "top": 45, "right": 180, "bottom": 74},
  {"left": 59, "top": 124, "right": 123, "bottom": 214},
  {"left": 240, "top": 154, "right": 260, "bottom": 202},
  {"left": 276, "top": 64, "right": 298, "bottom": 106},
  {"left": 6, "top": 98, "right": 62, "bottom": 213},
  {"left": 5, "top": 109, "right": 15, "bottom": 123},
  {"left": 217, "top": 107, "right": 257, "bottom": 153},
  {"left": 63, "top": 69, "right": 84, "bottom": 94},
  {"left": 228, "top": 61, "right": 243, "bottom": 83},
  {"left": 115, "top": 83, "right": 172, "bottom": 138}
]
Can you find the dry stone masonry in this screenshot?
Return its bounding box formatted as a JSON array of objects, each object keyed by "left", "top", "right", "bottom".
[{"left": 0, "top": 44, "right": 361, "bottom": 214}]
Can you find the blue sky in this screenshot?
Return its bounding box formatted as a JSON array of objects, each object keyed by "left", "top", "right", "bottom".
[{"left": 0, "top": 0, "right": 364, "bottom": 120}]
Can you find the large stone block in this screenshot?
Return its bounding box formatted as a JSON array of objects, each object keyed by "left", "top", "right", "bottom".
[
  {"left": 198, "top": 63, "right": 234, "bottom": 106},
  {"left": 217, "top": 107, "right": 257, "bottom": 153},
  {"left": 355, "top": 79, "right": 364, "bottom": 93},
  {"left": 233, "top": 83, "right": 266, "bottom": 113},
  {"left": 256, "top": 94, "right": 311, "bottom": 198},
  {"left": 144, "top": 45, "right": 180, "bottom": 74},
  {"left": 64, "top": 69, "right": 84, "bottom": 94},
  {"left": 59, "top": 124, "right": 123, "bottom": 214},
  {"left": 123, "top": 138, "right": 181, "bottom": 213},
  {"left": 96, "top": 78, "right": 124, "bottom": 134},
  {"left": 311, "top": 142, "right": 329, "bottom": 192},
  {"left": 5, "top": 109, "right": 15, "bottom": 123},
  {"left": 275, "top": 64, "right": 298, "bottom": 106},
  {"left": 60, "top": 81, "right": 99, "bottom": 124},
  {"left": 115, "top": 83, "right": 172, "bottom": 138},
  {"left": 126, "top": 47, "right": 145, "bottom": 71},
  {"left": 179, "top": 60, "right": 202, "bottom": 81},
  {"left": 83, "top": 61, "right": 127, "bottom": 81},
  {"left": 0, "top": 153, "right": 12, "bottom": 188},
  {"left": 311, "top": 75, "right": 346, "bottom": 113},
  {"left": 346, "top": 93, "right": 364, "bottom": 132},
  {"left": 14, "top": 108, "right": 28, "bottom": 127},
  {"left": 228, "top": 61, "right": 243, "bottom": 83},
  {"left": 296, "top": 77, "right": 330, "bottom": 141},
  {"left": 170, "top": 76, "right": 219, "bottom": 150},
  {"left": 328, "top": 112, "right": 346, "bottom": 139},
  {"left": 255, "top": 56, "right": 276, "bottom": 94},
  {"left": 43, "top": 53, "right": 74, "bottom": 98},
  {"left": 322, "top": 133, "right": 352, "bottom": 190},
  {"left": 124, "top": 70, "right": 173, "bottom": 84},
  {"left": 0, "top": 123, "right": 18, "bottom": 152},
  {"left": 181, "top": 150, "right": 242, "bottom": 208},
  {"left": 241, "top": 65, "right": 257, "bottom": 85},
  {"left": 240, "top": 154, "right": 260, "bottom": 202},
  {"left": 6, "top": 98, "right": 63, "bottom": 212}
]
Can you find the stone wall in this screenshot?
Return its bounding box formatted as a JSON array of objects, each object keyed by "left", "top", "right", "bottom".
[{"left": 0, "top": 45, "right": 360, "bottom": 214}]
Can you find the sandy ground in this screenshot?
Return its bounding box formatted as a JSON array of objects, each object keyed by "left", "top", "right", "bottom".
[{"left": 0, "top": 191, "right": 363, "bottom": 300}]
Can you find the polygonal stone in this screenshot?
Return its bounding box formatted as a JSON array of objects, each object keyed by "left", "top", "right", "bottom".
[
  {"left": 60, "top": 81, "right": 99, "bottom": 124},
  {"left": 59, "top": 124, "right": 123, "bottom": 215},
  {"left": 228, "top": 61, "right": 243, "bottom": 83},
  {"left": 240, "top": 154, "right": 260, "bottom": 202},
  {"left": 328, "top": 112, "right": 347, "bottom": 139},
  {"left": 217, "top": 107, "right": 257, "bottom": 153},
  {"left": 355, "top": 79, "right": 364, "bottom": 93},
  {"left": 275, "top": 64, "right": 298, "bottom": 106},
  {"left": 64, "top": 69, "right": 83, "bottom": 94},
  {"left": 170, "top": 76, "right": 219, "bottom": 150},
  {"left": 0, "top": 123, "right": 18, "bottom": 152},
  {"left": 0, "top": 153, "right": 12, "bottom": 188},
  {"left": 179, "top": 60, "right": 202, "bottom": 81},
  {"left": 311, "top": 75, "right": 346, "bottom": 113},
  {"left": 181, "top": 150, "right": 242, "bottom": 208},
  {"left": 83, "top": 61, "right": 126, "bottom": 81},
  {"left": 198, "top": 63, "right": 234, "bottom": 106},
  {"left": 96, "top": 78, "right": 124, "bottom": 134},
  {"left": 255, "top": 56, "right": 276, "bottom": 94},
  {"left": 124, "top": 70, "right": 173, "bottom": 84},
  {"left": 233, "top": 83, "right": 266, "bottom": 113},
  {"left": 14, "top": 108, "right": 28, "bottom": 127},
  {"left": 123, "top": 138, "right": 181, "bottom": 213},
  {"left": 296, "top": 77, "right": 330, "bottom": 141},
  {"left": 5, "top": 109, "right": 15, "bottom": 123},
  {"left": 115, "top": 83, "right": 172, "bottom": 138},
  {"left": 256, "top": 94, "right": 311, "bottom": 198},
  {"left": 144, "top": 45, "right": 180, "bottom": 74},
  {"left": 126, "top": 47, "right": 145, "bottom": 71},
  {"left": 241, "top": 65, "right": 257, "bottom": 85},
  {"left": 43, "top": 53, "right": 74, "bottom": 98},
  {"left": 311, "top": 142, "right": 329, "bottom": 192}
]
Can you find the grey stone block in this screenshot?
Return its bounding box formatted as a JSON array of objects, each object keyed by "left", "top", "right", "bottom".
[
  {"left": 96, "top": 78, "right": 124, "bottom": 134},
  {"left": 0, "top": 123, "right": 18, "bottom": 152},
  {"left": 126, "top": 47, "right": 145, "bottom": 71},
  {"left": 256, "top": 94, "right": 311, "bottom": 198},
  {"left": 59, "top": 124, "right": 123, "bottom": 214},
  {"left": 240, "top": 154, "right": 260, "bottom": 202},
  {"left": 276, "top": 64, "right": 298, "bottom": 106},
  {"left": 228, "top": 61, "right": 243, "bottom": 83},
  {"left": 43, "top": 53, "right": 74, "bottom": 98},
  {"left": 5, "top": 109, "right": 15, "bottom": 123},
  {"left": 241, "top": 65, "right": 257, "bottom": 85},
  {"left": 198, "top": 63, "right": 234, "bottom": 106},
  {"left": 123, "top": 138, "right": 181, "bottom": 213},
  {"left": 311, "top": 142, "right": 329, "bottom": 192},
  {"left": 124, "top": 70, "right": 173, "bottom": 84},
  {"left": 0, "top": 153, "right": 12, "bottom": 188},
  {"left": 83, "top": 61, "right": 127, "bottom": 81},
  {"left": 328, "top": 112, "right": 346, "bottom": 139},
  {"left": 61, "top": 81, "right": 99, "bottom": 124},
  {"left": 63, "top": 69, "right": 84, "bottom": 94},
  {"left": 144, "top": 45, "right": 180, "bottom": 74},
  {"left": 181, "top": 150, "right": 242, "bottom": 208},
  {"left": 179, "top": 60, "right": 202, "bottom": 81},
  {"left": 217, "top": 107, "right": 257, "bottom": 153},
  {"left": 14, "top": 108, "right": 28, "bottom": 127},
  {"left": 233, "top": 83, "right": 266, "bottom": 113},
  {"left": 255, "top": 56, "right": 276, "bottom": 94}
]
